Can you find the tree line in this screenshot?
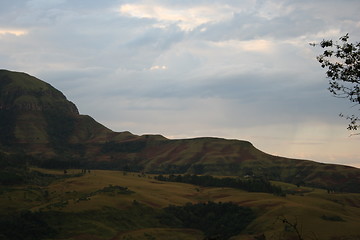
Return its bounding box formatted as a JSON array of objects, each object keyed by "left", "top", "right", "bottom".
[{"left": 154, "top": 174, "right": 285, "bottom": 196}]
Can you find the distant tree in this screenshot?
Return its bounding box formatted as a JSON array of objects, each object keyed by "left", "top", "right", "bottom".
[{"left": 312, "top": 34, "right": 360, "bottom": 132}]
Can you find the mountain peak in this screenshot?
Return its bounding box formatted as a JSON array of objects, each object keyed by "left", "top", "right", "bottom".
[
  {"left": 0, "top": 69, "right": 78, "bottom": 114},
  {"left": 0, "top": 70, "right": 83, "bottom": 147}
]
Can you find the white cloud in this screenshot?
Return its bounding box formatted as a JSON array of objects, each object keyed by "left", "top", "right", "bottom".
[
  {"left": 211, "top": 39, "right": 274, "bottom": 53},
  {"left": 149, "top": 65, "right": 167, "bottom": 70},
  {"left": 118, "top": 3, "right": 236, "bottom": 31}
]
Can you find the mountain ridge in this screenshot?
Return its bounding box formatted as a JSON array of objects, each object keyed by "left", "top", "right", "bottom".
[{"left": 1, "top": 69, "right": 360, "bottom": 192}]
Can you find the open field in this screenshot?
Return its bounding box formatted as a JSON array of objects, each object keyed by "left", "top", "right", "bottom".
[{"left": 1, "top": 168, "right": 360, "bottom": 240}]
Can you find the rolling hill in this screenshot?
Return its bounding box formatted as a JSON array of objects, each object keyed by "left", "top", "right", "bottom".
[
  {"left": 1, "top": 168, "right": 360, "bottom": 240},
  {"left": 1, "top": 69, "right": 360, "bottom": 192}
]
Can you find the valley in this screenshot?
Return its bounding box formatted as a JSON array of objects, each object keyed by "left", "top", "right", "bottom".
[{"left": 1, "top": 168, "right": 360, "bottom": 240}]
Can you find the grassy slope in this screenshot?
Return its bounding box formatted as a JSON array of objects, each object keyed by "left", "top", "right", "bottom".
[
  {"left": 0, "top": 70, "right": 50, "bottom": 90},
  {"left": 1, "top": 169, "right": 360, "bottom": 240}
]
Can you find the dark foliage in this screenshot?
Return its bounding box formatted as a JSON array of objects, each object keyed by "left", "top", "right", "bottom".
[
  {"left": 313, "top": 34, "right": 360, "bottom": 131},
  {"left": 147, "top": 164, "right": 191, "bottom": 174},
  {"left": 191, "top": 164, "right": 205, "bottom": 174},
  {"left": 155, "top": 174, "right": 285, "bottom": 196},
  {"left": 0, "top": 151, "right": 84, "bottom": 186},
  {"left": 0, "top": 151, "right": 28, "bottom": 169},
  {"left": 86, "top": 159, "right": 145, "bottom": 172},
  {"left": 34, "top": 156, "right": 83, "bottom": 169},
  {"left": 0, "top": 110, "right": 17, "bottom": 146},
  {"left": 0, "top": 151, "right": 27, "bottom": 185},
  {"left": 0, "top": 170, "right": 23, "bottom": 185},
  {"left": 89, "top": 184, "right": 134, "bottom": 196},
  {"left": 162, "top": 201, "right": 255, "bottom": 240},
  {"left": 0, "top": 211, "right": 56, "bottom": 240},
  {"left": 43, "top": 109, "right": 76, "bottom": 152},
  {"left": 38, "top": 204, "right": 167, "bottom": 239},
  {"left": 321, "top": 215, "right": 345, "bottom": 222}
]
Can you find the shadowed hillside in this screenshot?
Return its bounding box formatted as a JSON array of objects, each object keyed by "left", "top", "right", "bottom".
[
  {"left": 1, "top": 69, "right": 360, "bottom": 192},
  {"left": 0, "top": 70, "right": 132, "bottom": 155}
]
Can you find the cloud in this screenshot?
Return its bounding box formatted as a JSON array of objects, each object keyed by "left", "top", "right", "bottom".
[
  {"left": 118, "top": 3, "right": 236, "bottom": 31},
  {"left": 0, "top": 29, "right": 28, "bottom": 36},
  {"left": 210, "top": 39, "right": 274, "bottom": 53},
  {"left": 255, "top": 0, "right": 295, "bottom": 20},
  {"left": 149, "top": 65, "right": 167, "bottom": 70}
]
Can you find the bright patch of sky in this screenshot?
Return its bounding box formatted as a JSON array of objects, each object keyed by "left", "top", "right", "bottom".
[
  {"left": 119, "top": 3, "right": 238, "bottom": 31},
  {"left": 0, "top": 29, "right": 28, "bottom": 36},
  {"left": 1, "top": 0, "right": 359, "bottom": 167}
]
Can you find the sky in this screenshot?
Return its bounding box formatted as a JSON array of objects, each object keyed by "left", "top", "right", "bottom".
[{"left": 0, "top": 0, "right": 359, "bottom": 167}]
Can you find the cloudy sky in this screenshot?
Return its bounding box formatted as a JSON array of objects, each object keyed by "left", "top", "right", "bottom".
[{"left": 1, "top": 0, "right": 359, "bottom": 167}]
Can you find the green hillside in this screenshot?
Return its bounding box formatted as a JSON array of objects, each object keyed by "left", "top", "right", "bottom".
[{"left": 1, "top": 69, "right": 360, "bottom": 193}]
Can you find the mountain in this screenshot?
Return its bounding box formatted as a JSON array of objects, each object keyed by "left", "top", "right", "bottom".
[
  {"left": 0, "top": 69, "right": 132, "bottom": 154},
  {"left": 1, "top": 69, "right": 360, "bottom": 192}
]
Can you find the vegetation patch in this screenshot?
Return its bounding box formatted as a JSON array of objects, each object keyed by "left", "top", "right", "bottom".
[
  {"left": 0, "top": 211, "right": 57, "bottom": 240},
  {"left": 42, "top": 204, "right": 168, "bottom": 239},
  {"left": 95, "top": 184, "right": 134, "bottom": 195},
  {"left": 0, "top": 151, "right": 84, "bottom": 186},
  {"left": 321, "top": 215, "right": 345, "bottom": 222},
  {"left": 154, "top": 174, "right": 285, "bottom": 196},
  {"left": 76, "top": 184, "right": 134, "bottom": 202},
  {"left": 161, "top": 201, "right": 255, "bottom": 240}
]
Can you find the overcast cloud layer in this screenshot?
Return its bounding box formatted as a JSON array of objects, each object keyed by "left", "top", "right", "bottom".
[{"left": 1, "top": 0, "right": 359, "bottom": 167}]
